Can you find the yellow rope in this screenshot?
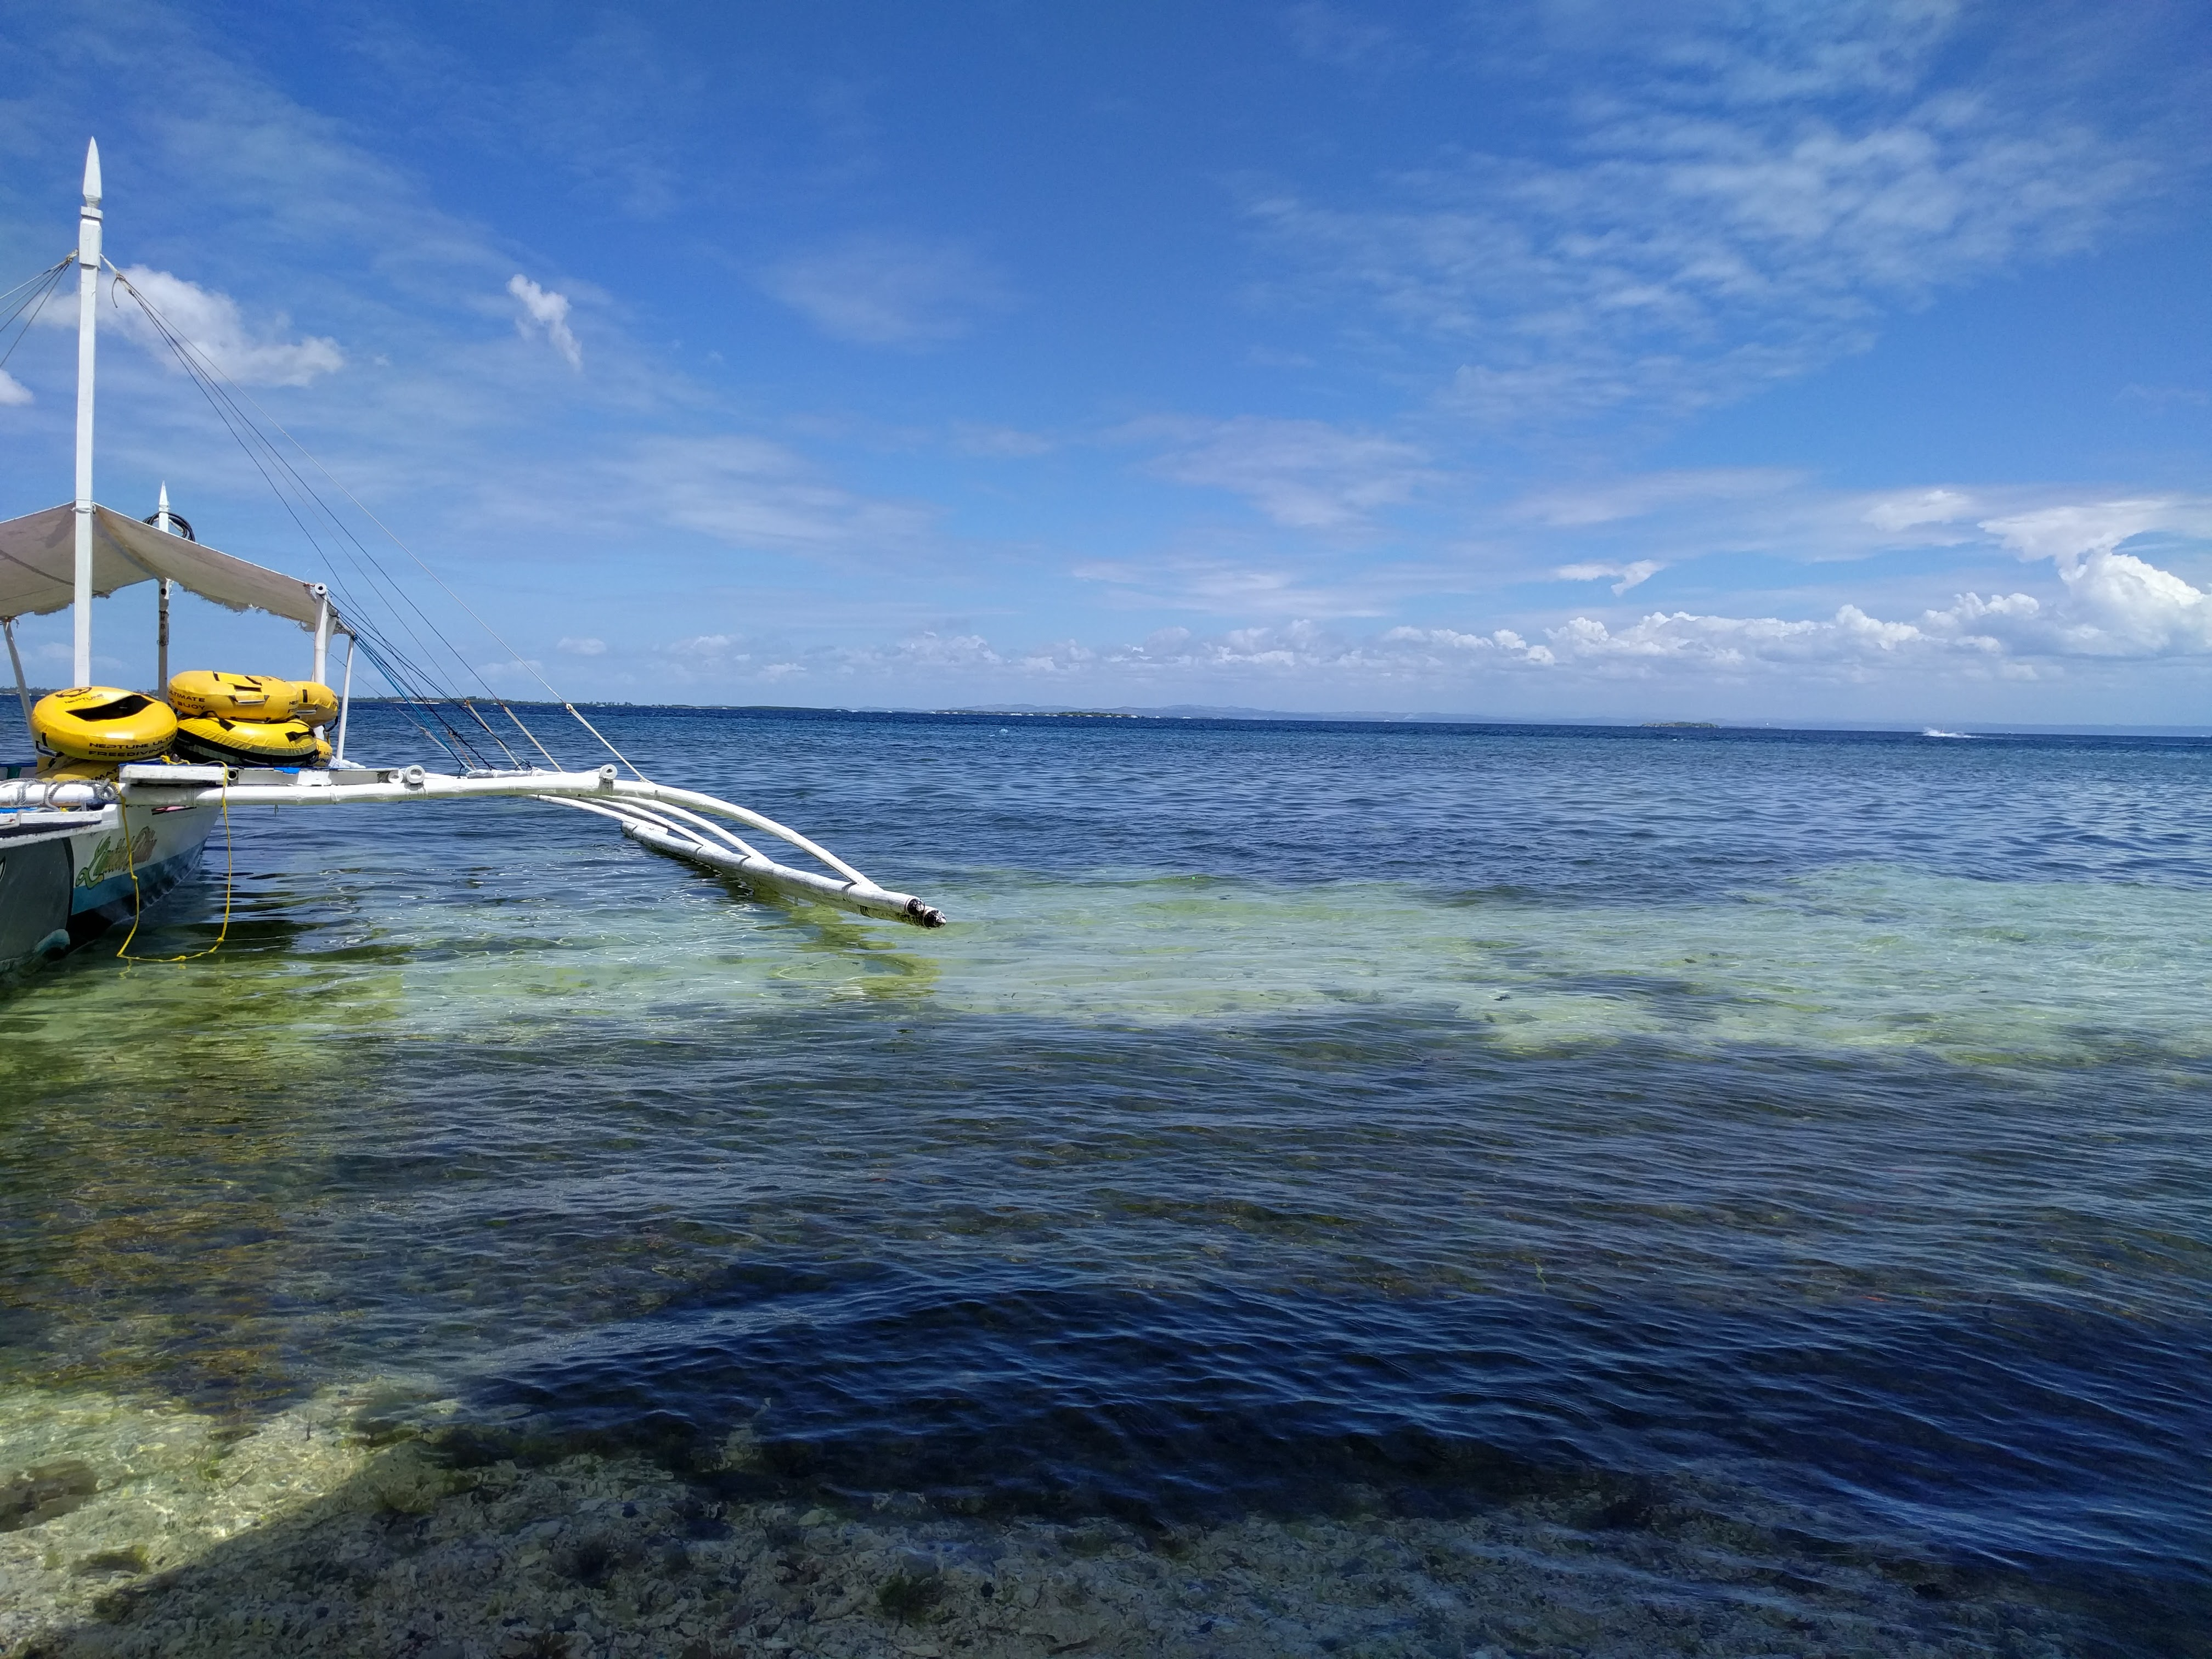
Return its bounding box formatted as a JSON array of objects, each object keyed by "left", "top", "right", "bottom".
[{"left": 116, "top": 785, "right": 234, "bottom": 966}]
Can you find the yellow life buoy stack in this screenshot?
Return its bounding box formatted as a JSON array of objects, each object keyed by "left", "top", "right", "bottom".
[
  {"left": 167, "top": 670, "right": 334, "bottom": 769},
  {"left": 291, "top": 681, "right": 339, "bottom": 727},
  {"left": 173, "top": 713, "right": 321, "bottom": 768},
  {"left": 168, "top": 670, "right": 296, "bottom": 720},
  {"left": 31, "top": 687, "right": 179, "bottom": 764}
]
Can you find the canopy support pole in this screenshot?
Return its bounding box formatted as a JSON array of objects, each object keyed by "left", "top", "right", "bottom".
[
  {"left": 71, "top": 139, "right": 103, "bottom": 689},
  {"left": 154, "top": 486, "right": 174, "bottom": 696},
  {"left": 334, "top": 631, "right": 355, "bottom": 765},
  {"left": 311, "top": 586, "right": 330, "bottom": 685},
  {"left": 3, "top": 617, "right": 32, "bottom": 737}
]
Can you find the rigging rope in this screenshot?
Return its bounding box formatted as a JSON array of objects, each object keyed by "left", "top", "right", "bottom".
[
  {"left": 0, "top": 258, "right": 72, "bottom": 381},
  {"left": 109, "top": 267, "right": 644, "bottom": 780},
  {"left": 0, "top": 256, "right": 73, "bottom": 312},
  {"left": 0, "top": 251, "right": 498, "bottom": 771},
  {"left": 101, "top": 279, "right": 486, "bottom": 761},
  {"left": 116, "top": 788, "right": 235, "bottom": 966},
  {"left": 110, "top": 272, "right": 511, "bottom": 769}
]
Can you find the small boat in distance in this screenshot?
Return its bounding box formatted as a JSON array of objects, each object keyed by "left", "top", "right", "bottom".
[{"left": 0, "top": 141, "right": 945, "bottom": 979}]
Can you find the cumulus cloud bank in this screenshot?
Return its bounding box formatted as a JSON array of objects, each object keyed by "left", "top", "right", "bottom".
[
  {"left": 641, "top": 497, "right": 2212, "bottom": 691},
  {"left": 509, "top": 275, "right": 583, "bottom": 369},
  {"left": 1499, "top": 499, "right": 2212, "bottom": 676}
]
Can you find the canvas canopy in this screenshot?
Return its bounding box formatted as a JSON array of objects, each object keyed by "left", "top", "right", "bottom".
[{"left": 0, "top": 503, "right": 329, "bottom": 628}]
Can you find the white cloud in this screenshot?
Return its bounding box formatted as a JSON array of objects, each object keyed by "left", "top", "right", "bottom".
[
  {"left": 0, "top": 369, "right": 30, "bottom": 405},
  {"left": 2116, "top": 383, "right": 2208, "bottom": 411},
  {"left": 1248, "top": 7, "right": 2156, "bottom": 421},
  {"left": 1978, "top": 499, "right": 2180, "bottom": 566},
  {"left": 820, "top": 618, "right": 1556, "bottom": 681},
  {"left": 608, "top": 435, "right": 935, "bottom": 553},
  {"left": 755, "top": 495, "right": 2212, "bottom": 691},
  {"left": 1284, "top": 3, "right": 1413, "bottom": 71},
  {"left": 1541, "top": 604, "right": 1956, "bottom": 674},
  {"left": 105, "top": 266, "right": 344, "bottom": 387},
  {"left": 508, "top": 274, "right": 583, "bottom": 369},
  {"left": 950, "top": 421, "right": 1055, "bottom": 458},
  {"left": 1131, "top": 415, "right": 1439, "bottom": 529},
  {"left": 557, "top": 635, "right": 607, "bottom": 656},
  {"left": 1516, "top": 469, "right": 1800, "bottom": 527},
  {"left": 665, "top": 634, "right": 740, "bottom": 659},
  {"left": 1540, "top": 499, "right": 2212, "bottom": 673},
  {"left": 1863, "top": 488, "right": 1975, "bottom": 531},
  {"left": 1557, "top": 559, "right": 1665, "bottom": 594},
  {"left": 1978, "top": 498, "right": 2212, "bottom": 656},
  {"left": 1485, "top": 471, "right": 2086, "bottom": 588},
  {"left": 1073, "top": 555, "right": 1398, "bottom": 618},
  {"left": 1555, "top": 1, "right": 1968, "bottom": 105},
  {"left": 759, "top": 235, "right": 1010, "bottom": 347}
]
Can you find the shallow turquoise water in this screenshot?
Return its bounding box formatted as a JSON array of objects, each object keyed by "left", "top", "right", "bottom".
[{"left": 2, "top": 710, "right": 2207, "bottom": 1650}]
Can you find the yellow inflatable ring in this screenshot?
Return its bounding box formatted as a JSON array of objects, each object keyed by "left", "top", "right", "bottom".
[
  {"left": 291, "top": 681, "right": 340, "bottom": 727},
  {"left": 173, "top": 715, "right": 320, "bottom": 766},
  {"left": 168, "top": 670, "right": 298, "bottom": 720},
  {"left": 31, "top": 687, "right": 179, "bottom": 763},
  {"left": 36, "top": 756, "right": 124, "bottom": 781}
]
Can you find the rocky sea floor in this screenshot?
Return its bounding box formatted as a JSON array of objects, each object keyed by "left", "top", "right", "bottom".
[{"left": 1, "top": 1386, "right": 2086, "bottom": 1659}]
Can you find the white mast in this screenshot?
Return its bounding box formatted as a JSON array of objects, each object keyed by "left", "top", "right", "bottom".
[{"left": 71, "top": 138, "right": 102, "bottom": 689}]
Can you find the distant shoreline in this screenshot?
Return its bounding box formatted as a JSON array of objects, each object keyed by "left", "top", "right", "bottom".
[{"left": 6, "top": 692, "right": 2205, "bottom": 740}]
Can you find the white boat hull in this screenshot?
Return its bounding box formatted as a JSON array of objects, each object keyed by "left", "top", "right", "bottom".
[{"left": 0, "top": 797, "right": 217, "bottom": 975}]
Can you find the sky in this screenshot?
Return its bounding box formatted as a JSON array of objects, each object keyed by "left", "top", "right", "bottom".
[{"left": 0, "top": 0, "right": 2208, "bottom": 724}]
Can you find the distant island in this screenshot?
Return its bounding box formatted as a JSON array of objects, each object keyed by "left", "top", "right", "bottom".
[{"left": 1643, "top": 721, "right": 1720, "bottom": 729}]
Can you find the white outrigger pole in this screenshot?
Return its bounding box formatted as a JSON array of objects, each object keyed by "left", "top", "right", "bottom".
[
  {"left": 0, "top": 759, "right": 947, "bottom": 933},
  {"left": 0, "top": 140, "right": 945, "bottom": 970},
  {"left": 104, "top": 763, "right": 949, "bottom": 927}
]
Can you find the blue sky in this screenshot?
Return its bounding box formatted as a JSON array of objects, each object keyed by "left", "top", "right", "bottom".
[{"left": 1, "top": 0, "right": 2208, "bottom": 722}]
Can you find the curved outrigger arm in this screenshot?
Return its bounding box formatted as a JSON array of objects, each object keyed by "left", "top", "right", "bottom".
[
  {"left": 538, "top": 793, "right": 944, "bottom": 924},
  {"left": 18, "top": 762, "right": 950, "bottom": 928}
]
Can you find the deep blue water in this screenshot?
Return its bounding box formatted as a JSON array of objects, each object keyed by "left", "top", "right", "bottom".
[{"left": 3, "top": 708, "right": 2208, "bottom": 1651}]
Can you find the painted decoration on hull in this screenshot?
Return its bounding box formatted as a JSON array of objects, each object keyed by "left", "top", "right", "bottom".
[
  {"left": 66, "top": 805, "right": 221, "bottom": 933},
  {"left": 73, "top": 824, "right": 157, "bottom": 891}
]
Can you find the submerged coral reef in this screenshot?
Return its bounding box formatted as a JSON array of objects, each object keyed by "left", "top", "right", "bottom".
[{"left": 1, "top": 1390, "right": 2082, "bottom": 1658}]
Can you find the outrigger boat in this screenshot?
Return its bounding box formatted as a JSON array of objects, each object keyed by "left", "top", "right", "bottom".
[{"left": 0, "top": 142, "right": 944, "bottom": 978}]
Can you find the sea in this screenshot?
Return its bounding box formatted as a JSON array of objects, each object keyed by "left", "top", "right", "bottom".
[{"left": 2, "top": 707, "right": 2208, "bottom": 1658}]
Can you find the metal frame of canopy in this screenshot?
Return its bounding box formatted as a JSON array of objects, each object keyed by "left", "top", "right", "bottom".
[{"left": 0, "top": 498, "right": 346, "bottom": 734}]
